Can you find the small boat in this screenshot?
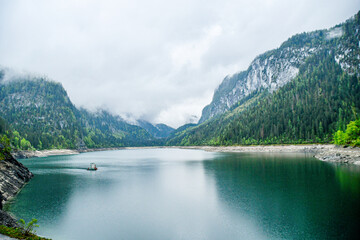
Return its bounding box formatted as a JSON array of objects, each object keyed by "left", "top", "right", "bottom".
[{"left": 87, "top": 163, "right": 98, "bottom": 171}]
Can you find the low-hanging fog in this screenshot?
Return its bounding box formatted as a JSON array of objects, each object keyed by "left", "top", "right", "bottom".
[{"left": 0, "top": 0, "right": 358, "bottom": 127}]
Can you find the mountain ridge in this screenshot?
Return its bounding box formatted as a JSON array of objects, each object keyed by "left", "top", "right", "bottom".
[
  {"left": 136, "top": 120, "right": 175, "bottom": 139},
  {"left": 0, "top": 74, "right": 159, "bottom": 150},
  {"left": 167, "top": 10, "right": 360, "bottom": 146},
  {"left": 0, "top": 11, "right": 359, "bottom": 149},
  {"left": 199, "top": 13, "right": 359, "bottom": 123}
]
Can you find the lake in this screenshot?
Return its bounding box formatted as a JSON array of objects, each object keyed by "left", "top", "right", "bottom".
[{"left": 6, "top": 148, "right": 360, "bottom": 239}]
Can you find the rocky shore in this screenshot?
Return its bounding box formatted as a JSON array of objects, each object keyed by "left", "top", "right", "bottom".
[
  {"left": 0, "top": 145, "right": 33, "bottom": 228},
  {"left": 11, "top": 147, "right": 161, "bottom": 159},
  {"left": 11, "top": 148, "right": 138, "bottom": 159},
  {"left": 184, "top": 144, "right": 360, "bottom": 165},
  {"left": 314, "top": 146, "right": 360, "bottom": 165},
  {"left": 11, "top": 145, "right": 360, "bottom": 165},
  {"left": 12, "top": 149, "right": 80, "bottom": 159}
]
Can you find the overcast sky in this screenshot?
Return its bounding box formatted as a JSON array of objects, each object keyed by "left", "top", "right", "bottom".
[{"left": 0, "top": 0, "right": 359, "bottom": 127}]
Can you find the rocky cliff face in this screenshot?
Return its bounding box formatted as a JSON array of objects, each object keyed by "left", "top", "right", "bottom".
[
  {"left": 199, "top": 46, "right": 318, "bottom": 123},
  {"left": 0, "top": 144, "right": 33, "bottom": 227},
  {"left": 199, "top": 12, "right": 360, "bottom": 123}
]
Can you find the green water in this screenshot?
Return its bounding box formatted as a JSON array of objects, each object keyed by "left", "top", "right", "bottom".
[{"left": 6, "top": 149, "right": 360, "bottom": 239}]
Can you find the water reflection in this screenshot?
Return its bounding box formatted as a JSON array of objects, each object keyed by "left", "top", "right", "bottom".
[
  {"left": 333, "top": 164, "right": 360, "bottom": 195},
  {"left": 202, "top": 153, "right": 360, "bottom": 239},
  {"left": 5, "top": 172, "right": 77, "bottom": 225},
  {"left": 6, "top": 149, "right": 360, "bottom": 240}
]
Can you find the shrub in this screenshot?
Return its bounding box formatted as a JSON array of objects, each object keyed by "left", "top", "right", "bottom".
[
  {"left": 18, "top": 218, "right": 39, "bottom": 236},
  {"left": 0, "top": 224, "right": 50, "bottom": 240},
  {"left": 334, "top": 119, "right": 360, "bottom": 146}
]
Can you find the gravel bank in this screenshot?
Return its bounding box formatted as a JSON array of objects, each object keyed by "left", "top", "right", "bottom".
[
  {"left": 11, "top": 145, "right": 360, "bottom": 165},
  {"left": 12, "top": 149, "right": 79, "bottom": 159},
  {"left": 182, "top": 145, "right": 360, "bottom": 165}
]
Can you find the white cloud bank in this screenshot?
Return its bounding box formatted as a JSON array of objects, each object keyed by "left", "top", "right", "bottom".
[{"left": 0, "top": 0, "right": 358, "bottom": 127}]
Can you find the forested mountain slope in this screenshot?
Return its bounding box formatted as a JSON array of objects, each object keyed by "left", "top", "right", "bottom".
[
  {"left": 1, "top": 11, "right": 359, "bottom": 149},
  {"left": 136, "top": 120, "right": 174, "bottom": 139},
  {"left": 0, "top": 75, "right": 156, "bottom": 150},
  {"left": 167, "top": 11, "right": 360, "bottom": 146},
  {"left": 199, "top": 11, "right": 360, "bottom": 124}
]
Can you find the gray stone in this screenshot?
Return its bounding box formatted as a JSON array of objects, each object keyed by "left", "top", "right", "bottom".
[
  {"left": 0, "top": 210, "right": 19, "bottom": 228},
  {"left": 0, "top": 145, "right": 33, "bottom": 227}
]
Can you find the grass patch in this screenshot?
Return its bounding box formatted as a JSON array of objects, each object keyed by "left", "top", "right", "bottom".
[{"left": 0, "top": 225, "right": 51, "bottom": 240}]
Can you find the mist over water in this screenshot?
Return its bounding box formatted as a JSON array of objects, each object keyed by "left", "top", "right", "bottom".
[{"left": 6, "top": 149, "right": 360, "bottom": 240}]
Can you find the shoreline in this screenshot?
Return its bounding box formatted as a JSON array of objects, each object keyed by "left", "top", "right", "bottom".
[
  {"left": 186, "top": 145, "right": 360, "bottom": 165},
  {"left": 12, "top": 144, "right": 360, "bottom": 165},
  {"left": 0, "top": 145, "right": 33, "bottom": 229},
  {"left": 12, "top": 149, "right": 80, "bottom": 159}
]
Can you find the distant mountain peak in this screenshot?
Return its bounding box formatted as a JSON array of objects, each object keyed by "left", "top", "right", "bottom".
[{"left": 136, "top": 120, "right": 175, "bottom": 139}]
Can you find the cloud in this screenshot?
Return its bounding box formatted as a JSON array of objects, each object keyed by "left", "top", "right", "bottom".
[
  {"left": 171, "top": 25, "right": 223, "bottom": 70},
  {"left": 0, "top": 0, "right": 358, "bottom": 128}
]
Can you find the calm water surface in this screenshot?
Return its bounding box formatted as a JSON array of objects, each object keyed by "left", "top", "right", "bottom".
[{"left": 6, "top": 149, "right": 360, "bottom": 240}]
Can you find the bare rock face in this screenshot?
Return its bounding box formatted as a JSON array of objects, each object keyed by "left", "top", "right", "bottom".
[
  {"left": 0, "top": 209, "right": 19, "bottom": 227},
  {"left": 199, "top": 45, "right": 319, "bottom": 123},
  {"left": 0, "top": 145, "right": 33, "bottom": 227},
  {"left": 199, "top": 13, "right": 360, "bottom": 124}
]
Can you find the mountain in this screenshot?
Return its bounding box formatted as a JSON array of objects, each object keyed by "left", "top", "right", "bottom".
[
  {"left": 166, "top": 123, "right": 197, "bottom": 144},
  {"left": 0, "top": 74, "right": 156, "bottom": 150},
  {"left": 137, "top": 120, "right": 175, "bottom": 138},
  {"left": 199, "top": 12, "right": 359, "bottom": 123},
  {"left": 167, "top": 11, "right": 360, "bottom": 146},
  {"left": 1, "top": 11, "right": 359, "bottom": 149},
  {"left": 79, "top": 110, "right": 155, "bottom": 147}
]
